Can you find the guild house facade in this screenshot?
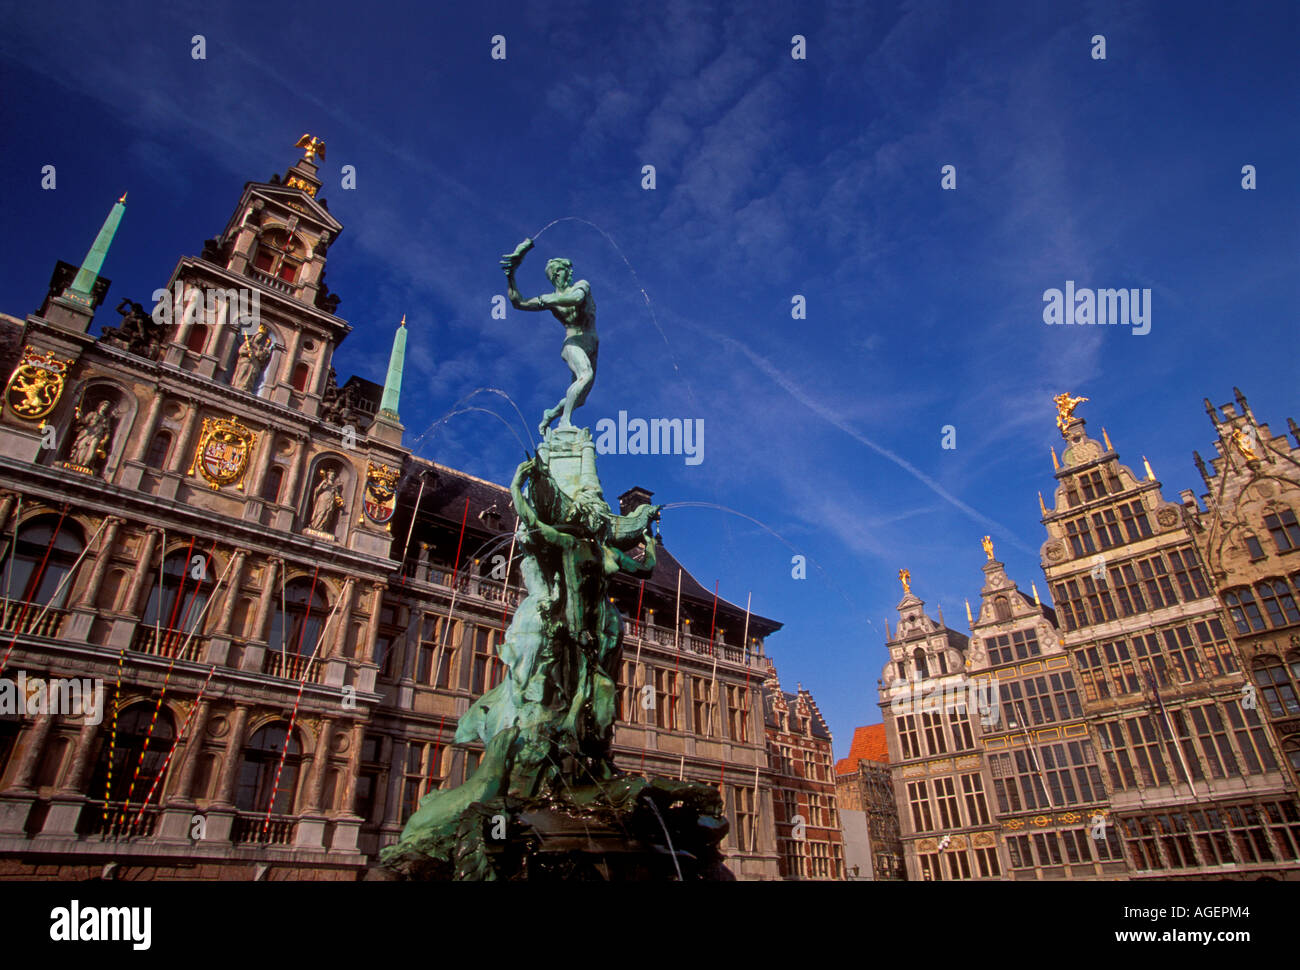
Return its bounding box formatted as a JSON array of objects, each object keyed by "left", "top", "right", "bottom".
[
  {"left": 0, "top": 141, "right": 830, "bottom": 881},
  {"left": 879, "top": 393, "right": 1300, "bottom": 880}
]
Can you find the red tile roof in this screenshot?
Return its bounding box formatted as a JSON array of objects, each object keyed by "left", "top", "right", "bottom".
[{"left": 835, "top": 724, "right": 889, "bottom": 774}]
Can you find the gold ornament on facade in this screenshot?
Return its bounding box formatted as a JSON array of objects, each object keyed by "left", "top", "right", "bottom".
[
  {"left": 1231, "top": 427, "right": 1259, "bottom": 461},
  {"left": 285, "top": 176, "right": 318, "bottom": 197},
  {"left": 362, "top": 460, "right": 400, "bottom": 528},
  {"left": 295, "top": 134, "right": 326, "bottom": 162},
  {"left": 188, "top": 416, "right": 257, "bottom": 490},
  {"left": 898, "top": 568, "right": 911, "bottom": 594},
  {"left": 4, "top": 346, "right": 74, "bottom": 422},
  {"left": 1053, "top": 392, "right": 1089, "bottom": 436},
  {"left": 982, "top": 535, "right": 994, "bottom": 560}
]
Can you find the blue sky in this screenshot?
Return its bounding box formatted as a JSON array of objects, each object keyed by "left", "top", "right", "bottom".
[{"left": 2, "top": 0, "right": 1296, "bottom": 758}]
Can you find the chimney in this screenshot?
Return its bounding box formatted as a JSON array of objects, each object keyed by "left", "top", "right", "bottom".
[{"left": 618, "top": 486, "right": 654, "bottom": 516}]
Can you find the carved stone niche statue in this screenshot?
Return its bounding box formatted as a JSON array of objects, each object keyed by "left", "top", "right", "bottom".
[
  {"left": 65, "top": 399, "right": 117, "bottom": 472},
  {"left": 100, "top": 298, "right": 164, "bottom": 360},
  {"left": 307, "top": 466, "right": 346, "bottom": 534},
  {"left": 231, "top": 325, "right": 275, "bottom": 393}
]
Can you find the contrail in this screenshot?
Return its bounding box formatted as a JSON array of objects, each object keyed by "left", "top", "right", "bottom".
[{"left": 700, "top": 325, "right": 1037, "bottom": 556}]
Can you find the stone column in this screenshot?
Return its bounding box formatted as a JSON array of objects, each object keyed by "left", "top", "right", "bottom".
[
  {"left": 281, "top": 436, "right": 308, "bottom": 510},
  {"left": 123, "top": 527, "right": 163, "bottom": 617},
  {"left": 55, "top": 721, "right": 100, "bottom": 795},
  {"left": 6, "top": 714, "right": 54, "bottom": 792},
  {"left": 360, "top": 583, "right": 384, "bottom": 665},
  {"left": 301, "top": 718, "right": 334, "bottom": 814},
  {"left": 251, "top": 558, "right": 281, "bottom": 644},
  {"left": 245, "top": 430, "right": 276, "bottom": 501},
  {"left": 172, "top": 284, "right": 200, "bottom": 351},
  {"left": 212, "top": 549, "right": 248, "bottom": 636},
  {"left": 329, "top": 721, "right": 367, "bottom": 853},
  {"left": 278, "top": 327, "right": 302, "bottom": 387},
  {"left": 129, "top": 393, "right": 166, "bottom": 464},
  {"left": 72, "top": 516, "right": 122, "bottom": 610},
  {"left": 210, "top": 705, "right": 250, "bottom": 807},
  {"left": 170, "top": 699, "right": 211, "bottom": 801},
  {"left": 332, "top": 578, "right": 356, "bottom": 658}
]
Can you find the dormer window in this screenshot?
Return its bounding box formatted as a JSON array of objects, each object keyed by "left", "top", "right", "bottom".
[{"left": 252, "top": 229, "right": 304, "bottom": 284}]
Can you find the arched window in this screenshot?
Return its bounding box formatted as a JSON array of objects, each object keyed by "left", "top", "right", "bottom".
[
  {"left": 261, "top": 465, "right": 285, "bottom": 504},
  {"left": 144, "top": 431, "right": 173, "bottom": 469},
  {"left": 1, "top": 517, "right": 85, "bottom": 609},
  {"left": 291, "top": 362, "right": 310, "bottom": 392},
  {"left": 913, "top": 647, "right": 929, "bottom": 679},
  {"left": 994, "top": 596, "right": 1011, "bottom": 621},
  {"left": 141, "top": 549, "right": 214, "bottom": 646},
  {"left": 1256, "top": 579, "right": 1300, "bottom": 628},
  {"left": 1224, "top": 588, "right": 1266, "bottom": 634},
  {"left": 186, "top": 324, "right": 210, "bottom": 354},
  {"left": 268, "top": 577, "right": 330, "bottom": 656},
  {"left": 235, "top": 723, "right": 301, "bottom": 814},
  {"left": 1253, "top": 655, "right": 1300, "bottom": 717},
  {"left": 87, "top": 703, "right": 174, "bottom": 806},
  {"left": 251, "top": 230, "right": 304, "bottom": 284}
]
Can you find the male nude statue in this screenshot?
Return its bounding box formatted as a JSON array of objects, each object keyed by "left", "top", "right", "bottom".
[{"left": 501, "top": 238, "right": 597, "bottom": 436}]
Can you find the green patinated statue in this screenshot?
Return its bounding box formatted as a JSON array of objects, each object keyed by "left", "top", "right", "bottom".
[
  {"left": 501, "top": 238, "right": 598, "bottom": 437},
  {"left": 379, "top": 240, "right": 730, "bottom": 881}
]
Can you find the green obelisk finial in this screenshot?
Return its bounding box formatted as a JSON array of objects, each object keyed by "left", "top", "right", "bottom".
[
  {"left": 63, "top": 193, "right": 127, "bottom": 306},
  {"left": 379, "top": 314, "right": 406, "bottom": 419}
]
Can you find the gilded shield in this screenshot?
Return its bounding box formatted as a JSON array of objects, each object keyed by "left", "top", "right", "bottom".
[
  {"left": 188, "top": 416, "right": 257, "bottom": 489},
  {"left": 363, "top": 461, "right": 399, "bottom": 525},
  {"left": 4, "top": 347, "right": 74, "bottom": 421}
]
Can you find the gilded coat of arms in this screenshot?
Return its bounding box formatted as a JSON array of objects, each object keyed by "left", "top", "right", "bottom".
[
  {"left": 363, "top": 461, "right": 399, "bottom": 527},
  {"left": 4, "top": 346, "right": 75, "bottom": 422},
  {"left": 188, "top": 416, "right": 257, "bottom": 490}
]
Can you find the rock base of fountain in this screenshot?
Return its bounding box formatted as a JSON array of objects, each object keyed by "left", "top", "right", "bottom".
[{"left": 381, "top": 774, "right": 733, "bottom": 881}]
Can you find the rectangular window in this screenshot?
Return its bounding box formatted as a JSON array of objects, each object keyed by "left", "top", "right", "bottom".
[
  {"left": 1065, "top": 517, "right": 1096, "bottom": 557},
  {"left": 1007, "top": 834, "right": 1033, "bottom": 869},
  {"left": 691, "top": 676, "right": 712, "bottom": 735},
  {"left": 1092, "top": 508, "right": 1124, "bottom": 549},
  {"left": 1137, "top": 555, "right": 1177, "bottom": 609},
  {"left": 617, "top": 660, "right": 636, "bottom": 722},
  {"left": 655, "top": 668, "right": 680, "bottom": 730},
  {"left": 961, "top": 772, "right": 990, "bottom": 825},
  {"left": 933, "top": 776, "right": 960, "bottom": 829},
  {"left": 1265, "top": 510, "right": 1300, "bottom": 552},
  {"left": 974, "top": 846, "right": 1000, "bottom": 876},
  {"left": 897, "top": 714, "right": 921, "bottom": 760},
  {"left": 725, "top": 684, "right": 750, "bottom": 741},
  {"left": 922, "top": 711, "right": 947, "bottom": 756},
  {"left": 733, "top": 785, "right": 755, "bottom": 852},
  {"left": 907, "top": 780, "right": 933, "bottom": 832},
  {"left": 1108, "top": 562, "right": 1147, "bottom": 616},
  {"left": 1119, "top": 500, "right": 1153, "bottom": 541},
  {"left": 1032, "top": 832, "right": 1063, "bottom": 866},
  {"left": 419, "top": 614, "right": 458, "bottom": 688},
  {"left": 1167, "top": 546, "right": 1210, "bottom": 600},
  {"left": 470, "top": 626, "right": 500, "bottom": 695},
  {"left": 948, "top": 704, "right": 974, "bottom": 751}
]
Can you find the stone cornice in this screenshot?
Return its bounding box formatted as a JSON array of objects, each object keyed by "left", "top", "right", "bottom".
[{"left": 0, "top": 454, "right": 398, "bottom": 576}]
